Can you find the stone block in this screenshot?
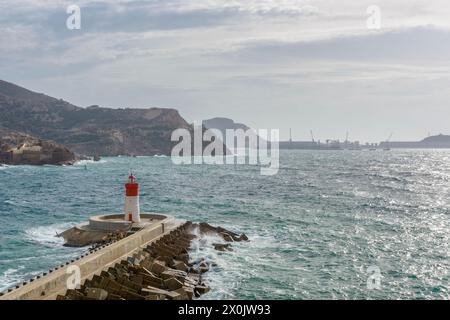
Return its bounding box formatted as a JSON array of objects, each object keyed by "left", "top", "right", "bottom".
[
  {"left": 195, "top": 285, "right": 211, "bottom": 295},
  {"left": 161, "top": 270, "right": 187, "bottom": 282},
  {"left": 86, "top": 287, "right": 109, "bottom": 300},
  {"left": 150, "top": 261, "right": 167, "bottom": 275},
  {"left": 172, "top": 260, "right": 189, "bottom": 272},
  {"left": 164, "top": 277, "right": 183, "bottom": 290}
]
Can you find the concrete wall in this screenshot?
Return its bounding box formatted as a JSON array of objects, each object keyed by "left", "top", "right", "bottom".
[{"left": 0, "top": 216, "right": 181, "bottom": 300}]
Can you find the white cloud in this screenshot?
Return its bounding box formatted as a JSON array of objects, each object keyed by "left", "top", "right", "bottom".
[
  {"left": 0, "top": 25, "right": 40, "bottom": 53},
  {"left": 2, "top": 0, "right": 450, "bottom": 141}
]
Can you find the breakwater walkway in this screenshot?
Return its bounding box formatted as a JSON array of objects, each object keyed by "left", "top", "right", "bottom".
[{"left": 0, "top": 215, "right": 186, "bottom": 300}]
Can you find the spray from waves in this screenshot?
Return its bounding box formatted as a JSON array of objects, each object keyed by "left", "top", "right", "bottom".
[
  {"left": 185, "top": 226, "right": 269, "bottom": 300},
  {"left": 187, "top": 226, "right": 293, "bottom": 300},
  {"left": 0, "top": 266, "right": 42, "bottom": 293},
  {"left": 188, "top": 226, "right": 225, "bottom": 267},
  {"left": 74, "top": 159, "right": 107, "bottom": 166},
  {"left": 0, "top": 266, "right": 29, "bottom": 292},
  {"left": 24, "top": 223, "right": 75, "bottom": 247}
]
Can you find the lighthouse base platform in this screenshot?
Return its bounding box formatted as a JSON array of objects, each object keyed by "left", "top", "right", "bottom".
[{"left": 60, "top": 213, "right": 167, "bottom": 247}]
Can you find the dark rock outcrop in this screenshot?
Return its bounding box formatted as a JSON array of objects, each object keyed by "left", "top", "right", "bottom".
[
  {"left": 203, "top": 117, "right": 267, "bottom": 150},
  {"left": 0, "top": 129, "right": 76, "bottom": 165},
  {"left": 213, "top": 243, "right": 233, "bottom": 252},
  {"left": 59, "top": 227, "right": 128, "bottom": 248},
  {"left": 195, "top": 222, "right": 249, "bottom": 242}
]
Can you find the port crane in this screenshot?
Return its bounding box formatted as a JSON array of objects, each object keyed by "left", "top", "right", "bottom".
[
  {"left": 344, "top": 131, "right": 349, "bottom": 149},
  {"left": 289, "top": 128, "right": 293, "bottom": 149},
  {"left": 384, "top": 132, "right": 393, "bottom": 151}
]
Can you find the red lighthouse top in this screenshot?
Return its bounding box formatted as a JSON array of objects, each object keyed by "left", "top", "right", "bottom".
[{"left": 125, "top": 174, "right": 139, "bottom": 196}]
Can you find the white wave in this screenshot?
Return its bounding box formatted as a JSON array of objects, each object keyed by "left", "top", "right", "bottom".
[
  {"left": 2, "top": 199, "right": 33, "bottom": 208},
  {"left": 187, "top": 226, "right": 285, "bottom": 300},
  {"left": 153, "top": 154, "right": 168, "bottom": 158},
  {"left": 0, "top": 266, "right": 26, "bottom": 292},
  {"left": 74, "top": 159, "right": 107, "bottom": 166},
  {"left": 187, "top": 226, "right": 253, "bottom": 299},
  {"left": 24, "top": 223, "right": 74, "bottom": 247}
]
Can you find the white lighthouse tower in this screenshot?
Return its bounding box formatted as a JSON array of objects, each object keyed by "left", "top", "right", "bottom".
[{"left": 124, "top": 174, "right": 141, "bottom": 223}]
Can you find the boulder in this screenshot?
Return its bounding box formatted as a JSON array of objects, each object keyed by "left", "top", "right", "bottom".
[
  {"left": 164, "top": 277, "right": 183, "bottom": 290},
  {"left": 220, "top": 232, "right": 234, "bottom": 242},
  {"left": 140, "top": 257, "right": 154, "bottom": 270},
  {"left": 198, "top": 261, "right": 210, "bottom": 273},
  {"left": 65, "top": 289, "right": 85, "bottom": 300},
  {"left": 142, "top": 286, "right": 180, "bottom": 300},
  {"left": 150, "top": 261, "right": 167, "bottom": 275},
  {"left": 239, "top": 234, "right": 249, "bottom": 241},
  {"left": 177, "top": 253, "right": 190, "bottom": 264},
  {"left": 130, "top": 274, "right": 144, "bottom": 286},
  {"left": 174, "top": 287, "right": 191, "bottom": 300},
  {"left": 195, "top": 285, "right": 211, "bottom": 295},
  {"left": 155, "top": 255, "right": 173, "bottom": 265},
  {"left": 180, "top": 286, "right": 194, "bottom": 300},
  {"left": 172, "top": 260, "right": 189, "bottom": 272},
  {"left": 186, "top": 274, "right": 201, "bottom": 285},
  {"left": 161, "top": 270, "right": 187, "bottom": 282},
  {"left": 213, "top": 243, "right": 233, "bottom": 252},
  {"left": 86, "top": 288, "right": 109, "bottom": 300}
]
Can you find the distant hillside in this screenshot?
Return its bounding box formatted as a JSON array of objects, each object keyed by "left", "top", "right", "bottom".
[
  {"left": 203, "top": 117, "right": 250, "bottom": 133},
  {"left": 0, "top": 80, "right": 191, "bottom": 156},
  {"left": 421, "top": 134, "right": 450, "bottom": 143},
  {"left": 203, "top": 117, "right": 266, "bottom": 150},
  {"left": 380, "top": 134, "right": 450, "bottom": 149}
]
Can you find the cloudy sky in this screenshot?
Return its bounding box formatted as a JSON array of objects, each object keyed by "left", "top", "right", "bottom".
[{"left": 1, "top": 0, "right": 450, "bottom": 142}]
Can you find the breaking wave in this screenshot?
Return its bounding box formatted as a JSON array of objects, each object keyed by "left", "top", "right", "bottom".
[
  {"left": 0, "top": 267, "right": 27, "bottom": 292},
  {"left": 24, "top": 223, "right": 74, "bottom": 247}
]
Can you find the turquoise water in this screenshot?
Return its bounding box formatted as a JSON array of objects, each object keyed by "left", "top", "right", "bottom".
[{"left": 1, "top": 150, "right": 450, "bottom": 299}]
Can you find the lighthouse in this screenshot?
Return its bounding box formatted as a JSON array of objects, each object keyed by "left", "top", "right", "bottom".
[{"left": 124, "top": 174, "right": 141, "bottom": 223}]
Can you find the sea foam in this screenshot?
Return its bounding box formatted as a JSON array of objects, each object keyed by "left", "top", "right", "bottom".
[{"left": 24, "top": 223, "right": 74, "bottom": 247}]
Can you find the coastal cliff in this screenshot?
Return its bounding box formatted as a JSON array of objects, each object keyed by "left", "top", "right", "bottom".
[
  {"left": 0, "top": 80, "right": 191, "bottom": 156},
  {"left": 0, "top": 129, "right": 76, "bottom": 165}
]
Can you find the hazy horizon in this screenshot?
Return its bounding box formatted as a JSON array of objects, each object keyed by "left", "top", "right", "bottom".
[{"left": 1, "top": 0, "right": 450, "bottom": 142}]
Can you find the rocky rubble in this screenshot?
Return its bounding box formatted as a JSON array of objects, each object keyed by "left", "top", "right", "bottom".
[{"left": 57, "top": 221, "right": 248, "bottom": 300}]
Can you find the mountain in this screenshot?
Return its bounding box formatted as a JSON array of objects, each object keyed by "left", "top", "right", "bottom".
[
  {"left": 379, "top": 134, "right": 450, "bottom": 149},
  {"left": 0, "top": 128, "right": 75, "bottom": 165},
  {"left": 421, "top": 134, "right": 450, "bottom": 143},
  {"left": 0, "top": 80, "right": 191, "bottom": 156},
  {"left": 203, "top": 117, "right": 250, "bottom": 133},
  {"left": 203, "top": 117, "right": 266, "bottom": 150}
]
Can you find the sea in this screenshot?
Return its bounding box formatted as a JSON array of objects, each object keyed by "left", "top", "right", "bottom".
[{"left": 1, "top": 150, "right": 450, "bottom": 299}]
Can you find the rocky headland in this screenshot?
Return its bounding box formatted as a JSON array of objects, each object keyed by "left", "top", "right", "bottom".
[
  {"left": 0, "top": 129, "right": 76, "bottom": 165},
  {"left": 0, "top": 80, "right": 193, "bottom": 157}
]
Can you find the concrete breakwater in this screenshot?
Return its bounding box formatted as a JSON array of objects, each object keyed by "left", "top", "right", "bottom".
[
  {"left": 59, "top": 221, "right": 248, "bottom": 300},
  {"left": 0, "top": 217, "right": 248, "bottom": 300}
]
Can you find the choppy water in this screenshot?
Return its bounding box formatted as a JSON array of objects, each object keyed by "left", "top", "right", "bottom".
[{"left": 1, "top": 150, "right": 450, "bottom": 299}]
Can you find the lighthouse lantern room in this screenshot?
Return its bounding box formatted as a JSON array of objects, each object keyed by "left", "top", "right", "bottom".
[{"left": 124, "top": 174, "right": 141, "bottom": 223}]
